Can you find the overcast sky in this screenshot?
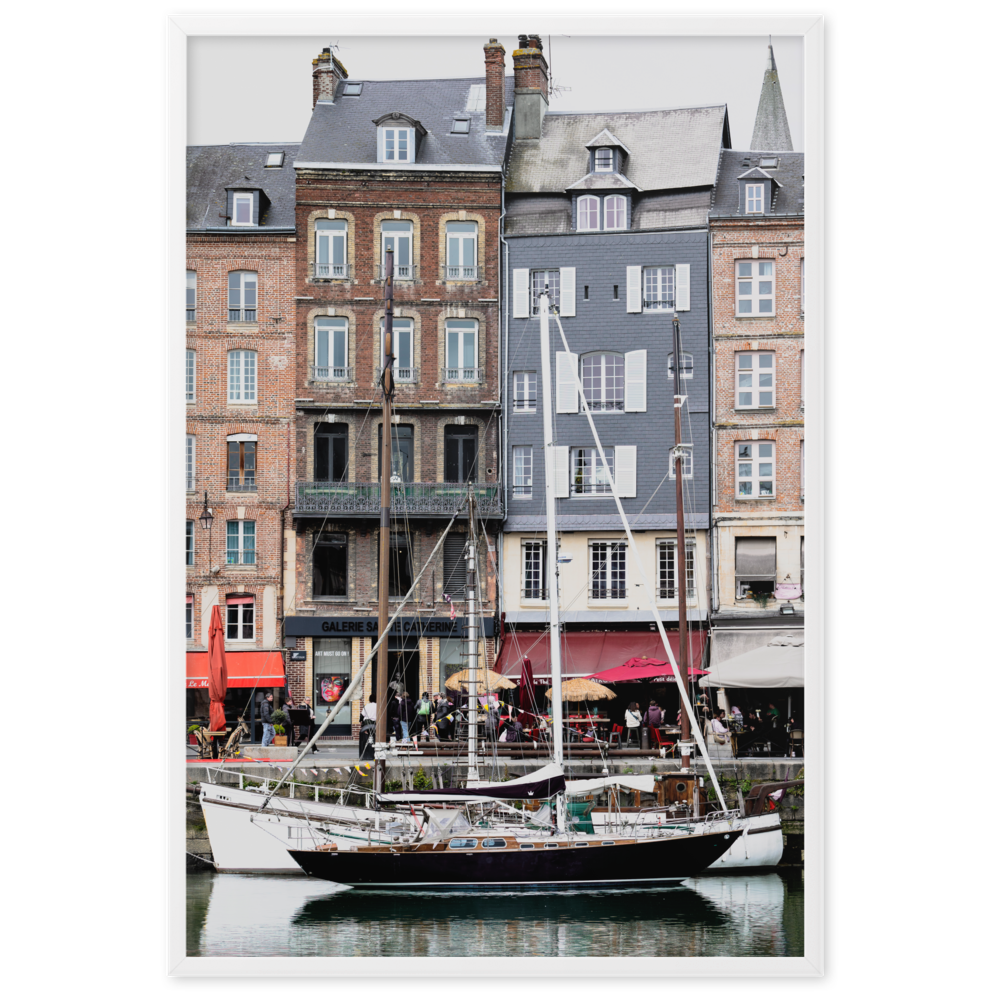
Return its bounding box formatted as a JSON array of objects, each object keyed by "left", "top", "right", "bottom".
[{"left": 188, "top": 34, "right": 803, "bottom": 152}]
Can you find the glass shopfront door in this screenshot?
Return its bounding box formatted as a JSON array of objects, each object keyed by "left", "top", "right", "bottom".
[{"left": 314, "top": 638, "right": 353, "bottom": 736}]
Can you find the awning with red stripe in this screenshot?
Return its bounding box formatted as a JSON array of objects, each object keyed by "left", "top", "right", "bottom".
[
  {"left": 494, "top": 631, "right": 707, "bottom": 680},
  {"left": 186, "top": 651, "right": 286, "bottom": 689}
]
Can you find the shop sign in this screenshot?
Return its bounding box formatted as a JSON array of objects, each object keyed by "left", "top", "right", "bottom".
[
  {"left": 186, "top": 679, "right": 209, "bottom": 689},
  {"left": 285, "top": 615, "right": 496, "bottom": 638},
  {"left": 288, "top": 651, "right": 307, "bottom": 661}
]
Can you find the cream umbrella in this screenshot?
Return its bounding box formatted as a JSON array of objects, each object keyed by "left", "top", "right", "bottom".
[
  {"left": 445, "top": 668, "right": 517, "bottom": 692},
  {"left": 544, "top": 677, "right": 617, "bottom": 702}
]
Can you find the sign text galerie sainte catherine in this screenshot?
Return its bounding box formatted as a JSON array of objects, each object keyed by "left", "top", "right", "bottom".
[{"left": 284, "top": 616, "right": 497, "bottom": 638}]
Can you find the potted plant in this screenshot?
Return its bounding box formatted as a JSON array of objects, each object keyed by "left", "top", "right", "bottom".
[{"left": 272, "top": 709, "right": 289, "bottom": 746}]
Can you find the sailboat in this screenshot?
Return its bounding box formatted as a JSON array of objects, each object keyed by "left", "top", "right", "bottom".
[{"left": 286, "top": 288, "right": 738, "bottom": 889}]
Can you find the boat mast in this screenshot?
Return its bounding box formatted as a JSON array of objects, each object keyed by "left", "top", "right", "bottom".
[
  {"left": 538, "top": 289, "right": 566, "bottom": 832},
  {"left": 465, "top": 491, "right": 480, "bottom": 781},
  {"left": 374, "top": 247, "right": 394, "bottom": 796}
]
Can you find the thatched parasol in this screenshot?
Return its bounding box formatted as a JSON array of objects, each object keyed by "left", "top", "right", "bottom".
[
  {"left": 445, "top": 668, "right": 517, "bottom": 692},
  {"left": 544, "top": 677, "right": 617, "bottom": 702}
]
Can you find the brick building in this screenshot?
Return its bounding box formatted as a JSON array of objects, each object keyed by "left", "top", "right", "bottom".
[
  {"left": 495, "top": 35, "right": 732, "bottom": 714},
  {"left": 185, "top": 143, "right": 300, "bottom": 723},
  {"left": 282, "top": 46, "right": 513, "bottom": 737},
  {"left": 706, "top": 44, "right": 805, "bottom": 715}
]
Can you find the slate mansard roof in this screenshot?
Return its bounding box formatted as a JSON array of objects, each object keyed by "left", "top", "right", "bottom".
[
  {"left": 186, "top": 143, "right": 301, "bottom": 231},
  {"left": 296, "top": 76, "right": 515, "bottom": 168},
  {"left": 709, "top": 149, "right": 804, "bottom": 218}
]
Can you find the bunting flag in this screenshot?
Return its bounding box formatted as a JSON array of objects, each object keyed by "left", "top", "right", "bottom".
[{"left": 310, "top": 769, "right": 319, "bottom": 776}]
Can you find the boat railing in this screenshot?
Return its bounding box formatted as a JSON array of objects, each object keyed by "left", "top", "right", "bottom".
[{"left": 202, "top": 765, "right": 377, "bottom": 809}]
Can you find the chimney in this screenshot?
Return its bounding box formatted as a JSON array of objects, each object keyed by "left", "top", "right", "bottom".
[
  {"left": 512, "top": 33, "right": 548, "bottom": 139},
  {"left": 483, "top": 38, "right": 506, "bottom": 131},
  {"left": 312, "top": 47, "right": 348, "bottom": 108}
]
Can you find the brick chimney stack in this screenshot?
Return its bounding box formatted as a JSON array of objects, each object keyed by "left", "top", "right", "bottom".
[
  {"left": 312, "top": 47, "right": 349, "bottom": 108},
  {"left": 483, "top": 38, "right": 506, "bottom": 131},
  {"left": 512, "top": 34, "right": 548, "bottom": 139}
]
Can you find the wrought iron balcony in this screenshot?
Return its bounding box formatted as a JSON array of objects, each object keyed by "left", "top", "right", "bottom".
[
  {"left": 228, "top": 308, "right": 257, "bottom": 322},
  {"left": 226, "top": 474, "right": 257, "bottom": 492},
  {"left": 441, "top": 265, "right": 483, "bottom": 280},
  {"left": 295, "top": 481, "right": 502, "bottom": 517},
  {"left": 642, "top": 298, "right": 674, "bottom": 311},
  {"left": 374, "top": 366, "right": 418, "bottom": 385},
  {"left": 313, "top": 262, "right": 351, "bottom": 279},
  {"left": 521, "top": 587, "right": 548, "bottom": 600},
  {"left": 186, "top": 308, "right": 196, "bottom": 322},
  {"left": 375, "top": 263, "right": 417, "bottom": 281},
  {"left": 312, "top": 366, "right": 354, "bottom": 382},
  {"left": 441, "top": 366, "right": 484, "bottom": 384}
]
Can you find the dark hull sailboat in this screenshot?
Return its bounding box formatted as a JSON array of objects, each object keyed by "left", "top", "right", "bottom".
[{"left": 288, "top": 827, "right": 737, "bottom": 891}]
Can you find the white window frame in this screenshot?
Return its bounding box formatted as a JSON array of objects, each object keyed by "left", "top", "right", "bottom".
[
  {"left": 800, "top": 439, "right": 805, "bottom": 499},
  {"left": 580, "top": 353, "right": 625, "bottom": 413},
  {"left": 228, "top": 271, "right": 257, "bottom": 322},
  {"left": 265, "top": 151, "right": 284, "bottom": 167},
  {"left": 381, "top": 221, "right": 413, "bottom": 279},
  {"left": 521, "top": 540, "right": 547, "bottom": 600},
  {"left": 381, "top": 127, "right": 413, "bottom": 163},
  {"left": 668, "top": 446, "right": 693, "bottom": 479},
  {"left": 530, "top": 270, "right": 560, "bottom": 315},
  {"left": 572, "top": 446, "right": 615, "bottom": 495},
  {"left": 186, "top": 270, "right": 196, "bottom": 322},
  {"left": 185, "top": 435, "right": 195, "bottom": 491},
  {"left": 642, "top": 266, "right": 675, "bottom": 311},
  {"left": 735, "top": 352, "right": 776, "bottom": 409},
  {"left": 736, "top": 441, "right": 775, "bottom": 499},
  {"left": 315, "top": 317, "right": 349, "bottom": 381},
  {"left": 186, "top": 522, "right": 194, "bottom": 567},
  {"left": 745, "top": 183, "right": 764, "bottom": 214},
  {"left": 445, "top": 222, "right": 478, "bottom": 279},
  {"left": 604, "top": 195, "right": 626, "bottom": 230},
  {"left": 227, "top": 350, "right": 257, "bottom": 403},
  {"left": 381, "top": 318, "right": 415, "bottom": 382},
  {"left": 444, "top": 319, "right": 479, "bottom": 381},
  {"left": 226, "top": 595, "right": 255, "bottom": 640},
  {"left": 657, "top": 539, "right": 696, "bottom": 601},
  {"left": 512, "top": 446, "right": 532, "bottom": 498},
  {"left": 667, "top": 352, "right": 693, "bottom": 380},
  {"left": 735, "top": 260, "right": 775, "bottom": 317},
  {"left": 589, "top": 541, "right": 627, "bottom": 601},
  {"left": 185, "top": 350, "right": 195, "bottom": 402},
  {"left": 513, "top": 371, "right": 537, "bottom": 413},
  {"left": 226, "top": 520, "right": 256, "bottom": 566},
  {"left": 315, "top": 219, "right": 348, "bottom": 278},
  {"left": 577, "top": 195, "right": 600, "bottom": 231},
  {"left": 232, "top": 191, "right": 254, "bottom": 226},
  {"left": 594, "top": 148, "right": 613, "bottom": 172},
  {"left": 185, "top": 595, "right": 193, "bottom": 638}
]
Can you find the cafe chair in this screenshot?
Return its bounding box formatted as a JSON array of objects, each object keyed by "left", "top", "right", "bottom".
[
  {"left": 788, "top": 729, "right": 804, "bottom": 757},
  {"left": 650, "top": 729, "right": 675, "bottom": 754},
  {"left": 608, "top": 724, "right": 623, "bottom": 749}
]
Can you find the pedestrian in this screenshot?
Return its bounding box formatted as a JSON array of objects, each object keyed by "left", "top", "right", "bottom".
[
  {"left": 642, "top": 699, "right": 663, "bottom": 729},
  {"left": 433, "top": 693, "right": 453, "bottom": 741},
  {"left": 415, "top": 691, "right": 433, "bottom": 737},
  {"left": 302, "top": 696, "right": 317, "bottom": 751},
  {"left": 398, "top": 690, "right": 415, "bottom": 741},
  {"left": 624, "top": 701, "right": 642, "bottom": 747},
  {"left": 282, "top": 698, "right": 297, "bottom": 743},
  {"left": 260, "top": 693, "right": 275, "bottom": 747},
  {"left": 361, "top": 695, "right": 378, "bottom": 725}
]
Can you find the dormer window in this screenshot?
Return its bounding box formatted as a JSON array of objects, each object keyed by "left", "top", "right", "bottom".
[
  {"left": 232, "top": 191, "right": 254, "bottom": 226},
  {"left": 577, "top": 196, "right": 600, "bottom": 231},
  {"left": 595, "top": 148, "right": 613, "bottom": 172},
  {"left": 382, "top": 127, "right": 411, "bottom": 162},
  {"left": 745, "top": 184, "right": 765, "bottom": 214}
]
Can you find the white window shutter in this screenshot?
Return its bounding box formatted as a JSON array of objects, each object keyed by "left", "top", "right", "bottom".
[
  {"left": 560, "top": 267, "right": 576, "bottom": 317},
  {"left": 554, "top": 446, "right": 570, "bottom": 498},
  {"left": 675, "top": 263, "right": 690, "bottom": 311},
  {"left": 555, "top": 351, "right": 579, "bottom": 413},
  {"left": 626, "top": 266, "right": 642, "bottom": 313},
  {"left": 624, "top": 350, "right": 647, "bottom": 412},
  {"left": 615, "top": 445, "right": 637, "bottom": 498},
  {"left": 512, "top": 268, "right": 529, "bottom": 318}
]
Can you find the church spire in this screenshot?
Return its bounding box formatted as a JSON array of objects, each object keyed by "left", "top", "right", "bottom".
[{"left": 751, "top": 37, "right": 793, "bottom": 151}]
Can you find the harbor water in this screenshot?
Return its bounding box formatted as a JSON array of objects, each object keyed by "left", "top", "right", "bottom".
[{"left": 186, "top": 870, "right": 804, "bottom": 958}]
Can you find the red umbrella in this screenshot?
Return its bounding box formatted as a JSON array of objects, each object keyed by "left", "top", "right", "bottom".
[
  {"left": 207, "top": 604, "right": 229, "bottom": 732},
  {"left": 587, "top": 655, "right": 709, "bottom": 684},
  {"left": 516, "top": 656, "right": 540, "bottom": 725}
]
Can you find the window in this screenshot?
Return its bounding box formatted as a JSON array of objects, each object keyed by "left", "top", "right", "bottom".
[
  {"left": 226, "top": 594, "right": 255, "bottom": 639},
  {"left": 185, "top": 350, "right": 195, "bottom": 402},
  {"left": 800, "top": 439, "right": 805, "bottom": 498},
  {"left": 531, "top": 270, "right": 560, "bottom": 314},
  {"left": 185, "top": 435, "right": 195, "bottom": 491},
  {"left": 759, "top": 156, "right": 778, "bottom": 169},
  {"left": 800, "top": 257, "right": 805, "bottom": 314},
  {"left": 315, "top": 219, "right": 348, "bottom": 278},
  {"left": 512, "top": 446, "right": 532, "bottom": 497},
  {"left": 800, "top": 349, "right": 805, "bottom": 408},
  {"left": 186, "top": 521, "right": 194, "bottom": 567},
  {"left": 522, "top": 541, "right": 547, "bottom": 599},
  {"left": 377, "top": 424, "right": 414, "bottom": 482},
  {"left": 265, "top": 151, "right": 284, "bottom": 167},
  {"left": 667, "top": 352, "right": 693, "bottom": 380},
  {"left": 451, "top": 117, "right": 470, "bottom": 134},
  {"left": 581, "top": 353, "right": 624, "bottom": 412},
  {"left": 226, "top": 520, "right": 256, "bottom": 565},
  {"left": 736, "top": 442, "right": 774, "bottom": 498},
  {"left": 577, "top": 195, "right": 600, "bottom": 231},
  {"left": 604, "top": 195, "right": 626, "bottom": 230},
  {"left": 381, "top": 318, "right": 415, "bottom": 381},
  {"left": 315, "top": 317, "right": 349, "bottom": 380},
  {"left": 735, "top": 537, "right": 776, "bottom": 598},
  {"left": 482, "top": 838, "right": 507, "bottom": 849},
  {"left": 227, "top": 437, "right": 256, "bottom": 492},
  {"left": 186, "top": 271, "right": 196, "bottom": 322},
  {"left": 388, "top": 532, "right": 413, "bottom": 597},
  {"left": 800, "top": 536, "right": 805, "bottom": 600},
  {"left": 444, "top": 320, "right": 479, "bottom": 381},
  {"left": 448, "top": 838, "right": 478, "bottom": 850},
  {"left": 441, "top": 535, "right": 468, "bottom": 600},
  {"left": 228, "top": 350, "right": 257, "bottom": 402},
  {"left": 228, "top": 271, "right": 257, "bottom": 322},
  {"left": 232, "top": 192, "right": 254, "bottom": 226},
  {"left": 343, "top": 82, "right": 362, "bottom": 96},
  {"left": 736, "top": 261, "right": 774, "bottom": 316},
  {"left": 313, "top": 532, "right": 348, "bottom": 598},
  {"left": 745, "top": 183, "right": 764, "bottom": 214},
  {"left": 735, "top": 352, "right": 775, "bottom": 408},
  {"left": 595, "top": 148, "right": 613, "bottom": 171},
  {"left": 315, "top": 423, "right": 348, "bottom": 482},
  {"left": 446, "top": 222, "right": 478, "bottom": 278},
  {"left": 668, "top": 446, "right": 693, "bottom": 479},
  {"left": 590, "top": 541, "right": 626, "bottom": 600},
  {"left": 444, "top": 426, "right": 478, "bottom": 483},
  {"left": 572, "top": 447, "right": 614, "bottom": 495},
  {"left": 381, "top": 221, "right": 413, "bottom": 278},
  {"left": 657, "top": 539, "right": 696, "bottom": 600},
  {"left": 185, "top": 595, "right": 193, "bottom": 639},
  {"left": 513, "top": 372, "right": 537, "bottom": 412},
  {"left": 381, "top": 128, "right": 412, "bottom": 163},
  {"left": 643, "top": 266, "right": 675, "bottom": 310}
]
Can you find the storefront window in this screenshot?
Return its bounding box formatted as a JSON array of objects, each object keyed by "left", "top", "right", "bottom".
[
  {"left": 439, "top": 638, "right": 466, "bottom": 693},
  {"left": 314, "top": 638, "right": 352, "bottom": 733}
]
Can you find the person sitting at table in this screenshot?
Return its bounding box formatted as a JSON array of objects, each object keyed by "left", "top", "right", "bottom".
[
  {"left": 624, "top": 701, "right": 642, "bottom": 746},
  {"left": 707, "top": 710, "right": 729, "bottom": 745},
  {"left": 730, "top": 704, "right": 744, "bottom": 725},
  {"left": 642, "top": 699, "right": 664, "bottom": 729}
]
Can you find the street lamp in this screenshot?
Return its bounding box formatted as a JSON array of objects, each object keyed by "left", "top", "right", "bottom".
[{"left": 198, "top": 491, "right": 213, "bottom": 531}]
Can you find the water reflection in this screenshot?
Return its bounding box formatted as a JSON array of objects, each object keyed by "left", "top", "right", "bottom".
[{"left": 187, "top": 870, "right": 803, "bottom": 958}]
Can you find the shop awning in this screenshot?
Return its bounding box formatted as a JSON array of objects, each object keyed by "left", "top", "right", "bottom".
[
  {"left": 186, "top": 651, "right": 286, "bottom": 690},
  {"left": 495, "top": 631, "right": 706, "bottom": 681},
  {"left": 735, "top": 537, "right": 777, "bottom": 581},
  {"left": 699, "top": 630, "right": 804, "bottom": 689}
]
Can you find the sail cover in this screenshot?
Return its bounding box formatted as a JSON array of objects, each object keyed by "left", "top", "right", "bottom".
[
  {"left": 377, "top": 763, "right": 566, "bottom": 803},
  {"left": 565, "top": 774, "right": 656, "bottom": 795}
]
